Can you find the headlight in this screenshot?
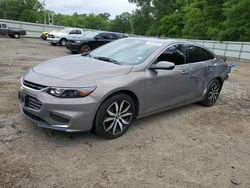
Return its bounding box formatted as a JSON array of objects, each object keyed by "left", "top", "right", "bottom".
[{"left": 48, "top": 87, "right": 96, "bottom": 98}]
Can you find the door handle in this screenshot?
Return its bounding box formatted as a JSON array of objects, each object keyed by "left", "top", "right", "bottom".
[
  {"left": 181, "top": 70, "right": 188, "bottom": 75},
  {"left": 206, "top": 67, "right": 213, "bottom": 71}
]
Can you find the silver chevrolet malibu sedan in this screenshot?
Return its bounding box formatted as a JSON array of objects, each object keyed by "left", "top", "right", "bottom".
[{"left": 19, "top": 38, "right": 228, "bottom": 139}]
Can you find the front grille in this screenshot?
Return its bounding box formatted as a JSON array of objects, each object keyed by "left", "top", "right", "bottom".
[
  {"left": 25, "top": 95, "right": 43, "bottom": 110},
  {"left": 48, "top": 34, "right": 55, "bottom": 38},
  {"left": 23, "top": 80, "right": 47, "bottom": 90}
]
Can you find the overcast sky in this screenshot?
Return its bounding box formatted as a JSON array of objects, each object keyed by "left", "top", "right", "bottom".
[{"left": 45, "top": 0, "right": 137, "bottom": 19}]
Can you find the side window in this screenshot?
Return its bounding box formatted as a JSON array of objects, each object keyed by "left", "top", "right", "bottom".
[
  {"left": 69, "top": 30, "right": 77, "bottom": 34},
  {"left": 103, "top": 33, "right": 115, "bottom": 39},
  {"left": 157, "top": 44, "right": 185, "bottom": 66},
  {"left": 96, "top": 33, "right": 104, "bottom": 39},
  {"left": 76, "top": 30, "right": 82, "bottom": 34},
  {"left": 2, "top": 24, "right": 7, "bottom": 29},
  {"left": 0, "top": 24, "right": 2, "bottom": 28},
  {"left": 205, "top": 50, "right": 215, "bottom": 60},
  {"left": 186, "top": 45, "right": 207, "bottom": 63},
  {"left": 112, "top": 34, "right": 118, "bottom": 39}
]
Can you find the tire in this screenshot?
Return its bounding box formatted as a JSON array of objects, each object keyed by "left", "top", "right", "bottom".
[
  {"left": 59, "top": 38, "right": 67, "bottom": 46},
  {"left": 200, "top": 79, "right": 221, "bottom": 107},
  {"left": 71, "top": 51, "right": 79, "bottom": 54},
  {"left": 14, "top": 33, "right": 20, "bottom": 39},
  {"left": 94, "top": 93, "right": 136, "bottom": 139},
  {"left": 80, "top": 44, "right": 91, "bottom": 53}
]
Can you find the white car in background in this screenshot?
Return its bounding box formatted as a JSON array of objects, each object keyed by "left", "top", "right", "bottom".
[{"left": 47, "top": 28, "right": 87, "bottom": 46}]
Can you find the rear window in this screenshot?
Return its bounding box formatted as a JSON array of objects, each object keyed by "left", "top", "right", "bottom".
[{"left": 186, "top": 45, "right": 207, "bottom": 63}]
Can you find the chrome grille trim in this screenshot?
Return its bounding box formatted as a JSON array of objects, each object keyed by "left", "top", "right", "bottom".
[
  {"left": 23, "top": 80, "right": 47, "bottom": 91},
  {"left": 48, "top": 34, "right": 55, "bottom": 38}
]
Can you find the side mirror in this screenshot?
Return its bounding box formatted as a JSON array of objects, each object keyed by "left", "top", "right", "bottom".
[
  {"left": 81, "top": 52, "right": 90, "bottom": 56},
  {"left": 150, "top": 61, "right": 175, "bottom": 70}
]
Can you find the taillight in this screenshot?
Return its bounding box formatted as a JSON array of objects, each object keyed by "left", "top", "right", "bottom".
[{"left": 224, "top": 63, "right": 229, "bottom": 69}]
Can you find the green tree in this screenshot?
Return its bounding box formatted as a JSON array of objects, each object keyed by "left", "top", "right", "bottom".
[
  {"left": 19, "top": 9, "right": 42, "bottom": 23},
  {"left": 98, "top": 13, "right": 111, "bottom": 21},
  {"left": 182, "top": 0, "right": 224, "bottom": 40},
  {"left": 219, "top": 0, "right": 250, "bottom": 41},
  {"left": 110, "top": 12, "right": 132, "bottom": 33},
  {"left": 0, "top": 0, "right": 42, "bottom": 21},
  {"left": 84, "top": 14, "right": 107, "bottom": 30},
  {"left": 158, "top": 10, "right": 184, "bottom": 38}
]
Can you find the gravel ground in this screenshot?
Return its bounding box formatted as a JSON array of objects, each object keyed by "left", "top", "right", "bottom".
[{"left": 0, "top": 37, "right": 249, "bottom": 188}]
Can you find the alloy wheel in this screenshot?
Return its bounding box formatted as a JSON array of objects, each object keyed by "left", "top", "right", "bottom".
[
  {"left": 103, "top": 100, "right": 133, "bottom": 135},
  {"left": 208, "top": 81, "right": 220, "bottom": 104},
  {"left": 81, "top": 45, "right": 91, "bottom": 53}
]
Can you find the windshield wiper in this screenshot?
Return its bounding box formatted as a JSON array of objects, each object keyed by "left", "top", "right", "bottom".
[{"left": 93, "top": 56, "right": 121, "bottom": 65}]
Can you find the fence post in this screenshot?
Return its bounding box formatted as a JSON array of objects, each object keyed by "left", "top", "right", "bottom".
[
  {"left": 212, "top": 41, "right": 215, "bottom": 52},
  {"left": 223, "top": 41, "right": 228, "bottom": 57},
  {"left": 238, "top": 43, "right": 244, "bottom": 59}
]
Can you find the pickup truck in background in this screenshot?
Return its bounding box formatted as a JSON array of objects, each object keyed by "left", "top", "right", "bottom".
[
  {"left": 47, "top": 28, "right": 88, "bottom": 46},
  {"left": 0, "top": 22, "right": 26, "bottom": 39}
]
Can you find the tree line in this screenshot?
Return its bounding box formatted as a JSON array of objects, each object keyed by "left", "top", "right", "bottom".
[{"left": 0, "top": 0, "right": 249, "bottom": 41}]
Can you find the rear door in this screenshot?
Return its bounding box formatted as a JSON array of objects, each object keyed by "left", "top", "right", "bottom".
[
  {"left": 184, "top": 44, "right": 212, "bottom": 101},
  {"left": 145, "top": 44, "right": 190, "bottom": 113},
  {"left": 68, "top": 29, "right": 82, "bottom": 40}
]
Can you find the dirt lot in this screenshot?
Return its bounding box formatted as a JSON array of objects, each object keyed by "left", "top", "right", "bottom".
[{"left": 0, "top": 37, "right": 249, "bottom": 188}]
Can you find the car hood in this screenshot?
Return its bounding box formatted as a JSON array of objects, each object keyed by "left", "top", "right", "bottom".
[
  {"left": 32, "top": 55, "right": 133, "bottom": 82},
  {"left": 48, "top": 32, "right": 65, "bottom": 36}
]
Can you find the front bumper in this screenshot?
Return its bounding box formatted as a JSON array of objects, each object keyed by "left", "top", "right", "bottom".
[
  {"left": 47, "top": 38, "right": 60, "bottom": 44},
  {"left": 66, "top": 42, "right": 81, "bottom": 52},
  {"left": 18, "top": 84, "right": 99, "bottom": 132}
]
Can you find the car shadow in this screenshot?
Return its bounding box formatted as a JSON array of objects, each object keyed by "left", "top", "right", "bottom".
[{"left": 32, "top": 103, "right": 202, "bottom": 146}]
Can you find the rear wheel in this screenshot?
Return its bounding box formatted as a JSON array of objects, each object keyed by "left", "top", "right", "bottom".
[
  {"left": 14, "top": 33, "right": 20, "bottom": 39},
  {"left": 201, "top": 79, "right": 221, "bottom": 107},
  {"left": 60, "top": 38, "right": 67, "bottom": 46},
  {"left": 80, "top": 44, "right": 91, "bottom": 53},
  {"left": 94, "top": 94, "right": 136, "bottom": 139}
]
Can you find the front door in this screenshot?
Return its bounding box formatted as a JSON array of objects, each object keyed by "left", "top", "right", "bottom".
[{"left": 145, "top": 44, "right": 190, "bottom": 113}]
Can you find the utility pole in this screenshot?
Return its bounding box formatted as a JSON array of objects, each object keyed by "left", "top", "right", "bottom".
[
  {"left": 42, "top": 0, "right": 46, "bottom": 25},
  {"left": 51, "top": 13, "right": 54, "bottom": 25}
]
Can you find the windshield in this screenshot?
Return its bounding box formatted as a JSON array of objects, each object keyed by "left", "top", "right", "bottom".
[
  {"left": 89, "top": 38, "right": 163, "bottom": 65},
  {"left": 83, "top": 31, "right": 99, "bottom": 38},
  {"left": 60, "top": 28, "right": 72, "bottom": 33}
]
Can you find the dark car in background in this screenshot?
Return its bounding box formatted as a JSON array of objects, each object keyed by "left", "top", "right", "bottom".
[
  {"left": 0, "top": 22, "right": 26, "bottom": 39},
  {"left": 66, "top": 31, "right": 126, "bottom": 53}
]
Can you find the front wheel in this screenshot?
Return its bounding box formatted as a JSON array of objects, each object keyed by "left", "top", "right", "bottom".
[
  {"left": 94, "top": 94, "right": 136, "bottom": 139},
  {"left": 200, "top": 79, "right": 222, "bottom": 107},
  {"left": 80, "top": 44, "right": 91, "bottom": 53},
  {"left": 59, "top": 38, "right": 67, "bottom": 46}
]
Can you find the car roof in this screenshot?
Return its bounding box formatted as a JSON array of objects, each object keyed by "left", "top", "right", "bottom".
[{"left": 126, "top": 37, "right": 198, "bottom": 46}]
